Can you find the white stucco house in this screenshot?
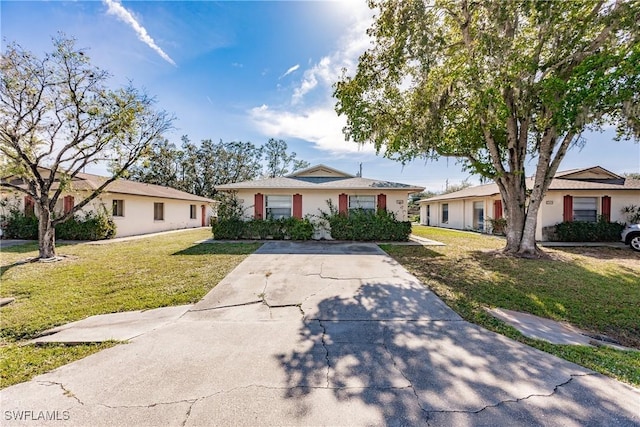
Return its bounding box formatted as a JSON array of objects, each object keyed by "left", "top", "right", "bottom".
[
  {"left": 1, "top": 170, "right": 216, "bottom": 238},
  {"left": 419, "top": 166, "right": 640, "bottom": 240},
  {"left": 216, "top": 164, "right": 424, "bottom": 238}
]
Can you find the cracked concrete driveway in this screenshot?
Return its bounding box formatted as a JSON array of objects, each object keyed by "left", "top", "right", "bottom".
[{"left": 2, "top": 241, "right": 639, "bottom": 426}]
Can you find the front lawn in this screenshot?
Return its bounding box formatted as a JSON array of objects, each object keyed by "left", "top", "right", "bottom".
[
  {"left": 0, "top": 229, "right": 260, "bottom": 388},
  {"left": 382, "top": 226, "right": 640, "bottom": 386}
]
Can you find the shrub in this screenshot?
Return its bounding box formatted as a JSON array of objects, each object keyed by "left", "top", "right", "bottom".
[
  {"left": 487, "top": 217, "right": 507, "bottom": 235},
  {"left": 621, "top": 205, "right": 640, "bottom": 224},
  {"left": 211, "top": 217, "right": 314, "bottom": 241},
  {"left": 1, "top": 208, "right": 116, "bottom": 241},
  {"left": 322, "top": 207, "right": 412, "bottom": 241},
  {"left": 554, "top": 217, "right": 625, "bottom": 242}
]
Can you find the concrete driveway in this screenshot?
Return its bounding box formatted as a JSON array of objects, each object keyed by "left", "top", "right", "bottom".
[{"left": 2, "top": 241, "right": 639, "bottom": 426}]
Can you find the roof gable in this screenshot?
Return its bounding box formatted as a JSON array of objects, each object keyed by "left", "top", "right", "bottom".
[
  {"left": 288, "top": 164, "right": 354, "bottom": 178},
  {"left": 555, "top": 166, "right": 622, "bottom": 181}
]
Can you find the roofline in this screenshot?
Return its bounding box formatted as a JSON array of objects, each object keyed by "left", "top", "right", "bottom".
[
  {"left": 217, "top": 186, "right": 424, "bottom": 192},
  {"left": 286, "top": 164, "right": 355, "bottom": 178}
]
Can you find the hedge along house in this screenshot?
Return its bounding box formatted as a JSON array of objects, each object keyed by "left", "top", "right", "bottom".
[
  {"left": 419, "top": 166, "right": 640, "bottom": 240},
  {"left": 1, "top": 169, "right": 216, "bottom": 238},
  {"left": 216, "top": 164, "right": 424, "bottom": 238}
]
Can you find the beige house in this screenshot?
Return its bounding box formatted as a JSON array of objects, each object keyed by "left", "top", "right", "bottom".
[
  {"left": 217, "top": 164, "right": 424, "bottom": 238},
  {"left": 419, "top": 166, "right": 640, "bottom": 240},
  {"left": 2, "top": 171, "right": 216, "bottom": 238}
]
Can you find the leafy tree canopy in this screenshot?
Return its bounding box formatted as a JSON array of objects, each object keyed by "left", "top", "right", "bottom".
[{"left": 335, "top": 0, "right": 639, "bottom": 256}]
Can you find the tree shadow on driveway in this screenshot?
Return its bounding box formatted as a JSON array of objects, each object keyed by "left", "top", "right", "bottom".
[{"left": 275, "top": 282, "right": 640, "bottom": 426}]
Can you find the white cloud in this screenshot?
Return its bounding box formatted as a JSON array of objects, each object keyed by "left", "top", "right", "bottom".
[
  {"left": 250, "top": 104, "right": 375, "bottom": 155},
  {"left": 249, "top": 2, "right": 376, "bottom": 155},
  {"left": 103, "top": 0, "right": 176, "bottom": 66},
  {"left": 280, "top": 64, "right": 300, "bottom": 79}
]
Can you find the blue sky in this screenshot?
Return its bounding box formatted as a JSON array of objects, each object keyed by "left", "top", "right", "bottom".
[{"left": 2, "top": 0, "right": 639, "bottom": 192}]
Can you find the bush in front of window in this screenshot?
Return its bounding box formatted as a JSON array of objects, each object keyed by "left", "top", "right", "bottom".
[
  {"left": 324, "top": 208, "right": 412, "bottom": 241},
  {"left": 55, "top": 209, "right": 117, "bottom": 240},
  {"left": 554, "top": 217, "right": 625, "bottom": 242},
  {"left": 1, "top": 206, "right": 116, "bottom": 240},
  {"left": 211, "top": 217, "right": 314, "bottom": 241}
]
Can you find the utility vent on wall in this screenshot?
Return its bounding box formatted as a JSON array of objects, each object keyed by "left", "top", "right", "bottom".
[{"left": 396, "top": 200, "right": 404, "bottom": 204}]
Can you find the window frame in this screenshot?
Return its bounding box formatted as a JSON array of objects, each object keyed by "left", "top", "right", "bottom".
[
  {"left": 154, "top": 202, "right": 164, "bottom": 221},
  {"left": 573, "top": 197, "right": 598, "bottom": 222},
  {"left": 190, "top": 204, "right": 197, "bottom": 219},
  {"left": 348, "top": 195, "right": 376, "bottom": 214},
  {"left": 113, "top": 199, "right": 125, "bottom": 217},
  {"left": 265, "top": 195, "right": 292, "bottom": 220},
  {"left": 442, "top": 203, "right": 449, "bottom": 224}
]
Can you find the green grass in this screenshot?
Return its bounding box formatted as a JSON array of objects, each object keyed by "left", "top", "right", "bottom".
[
  {"left": 381, "top": 226, "right": 640, "bottom": 386},
  {"left": 0, "top": 229, "right": 260, "bottom": 388}
]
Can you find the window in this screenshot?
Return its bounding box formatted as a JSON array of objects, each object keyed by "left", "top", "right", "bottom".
[
  {"left": 190, "top": 204, "right": 197, "bottom": 219},
  {"left": 573, "top": 197, "right": 597, "bottom": 222},
  {"left": 154, "top": 202, "right": 164, "bottom": 221},
  {"left": 113, "top": 200, "right": 124, "bottom": 217},
  {"left": 348, "top": 195, "right": 376, "bottom": 214},
  {"left": 442, "top": 203, "right": 449, "bottom": 223},
  {"left": 265, "top": 195, "right": 291, "bottom": 219},
  {"left": 473, "top": 201, "right": 484, "bottom": 230}
]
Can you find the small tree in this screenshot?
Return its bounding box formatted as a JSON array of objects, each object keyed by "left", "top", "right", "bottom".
[
  {"left": 263, "top": 138, "right": 310, "bottom": 178},
  {"left": 0, "top": 36, "right": 173, "bottom": 259}
]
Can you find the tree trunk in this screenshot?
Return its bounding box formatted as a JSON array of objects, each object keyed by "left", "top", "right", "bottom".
[
  {"left": 38, "top": 205, "right": 56, "bottom": 259},
  {"left": 499, "top": 173, "right": 541, "bottom": 258}
]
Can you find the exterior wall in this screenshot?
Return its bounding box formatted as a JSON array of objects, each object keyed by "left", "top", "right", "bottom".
[
  {"left": 420, "top": 190, "right": 639, "bottom": 240},
  {"left": 1, "top": 191, "right": 213, "bottom": 238},
  {"left": 232, "top": 189, "right": 411, "bottom": 239},
  {"left": 535, "top": 190, "right": 639, "bottom": 240},
  {"left": 94, "top": 194, "right": 213, "bottom": 237},
  {"left": 420, "top": 198, "right": 496, "bottom": 232}
]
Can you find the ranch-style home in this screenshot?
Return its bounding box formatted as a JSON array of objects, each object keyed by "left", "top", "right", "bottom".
[
  {"left": 419, "top": 166, "right": 640, "bottom": 241},
  {"left": 217, "top": 164, "right": 424, "bottom": 237},
  {"left": 1, "top": 170, "right": 216, "bottom": 238}
]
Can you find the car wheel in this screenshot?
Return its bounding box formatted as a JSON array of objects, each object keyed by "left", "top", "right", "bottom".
[{"left": 630, "top": 234, "right": 640, "bottom": 252}]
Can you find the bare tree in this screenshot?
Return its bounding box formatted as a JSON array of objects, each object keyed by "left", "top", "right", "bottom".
[{"left": 0, "top": 36, "right": 173, "bottom": 259}]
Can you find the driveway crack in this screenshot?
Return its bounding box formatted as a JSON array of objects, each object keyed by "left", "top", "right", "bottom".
[
  {"left": 425, "top": 373, "right": 596, "bottom": 417},
  {"left": 38, "top": 381, "right": 84, "bottom": 406},
  {"left": 318, "top": 320, "right": 331, "bottom": 388},
  {"left": 380, "top": 332, "right": 429, "bottom": 424}
]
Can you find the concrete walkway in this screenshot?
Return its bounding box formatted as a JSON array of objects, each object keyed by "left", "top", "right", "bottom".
[{"left": 1, "top": 241, "right": 638, "bottom": 426}]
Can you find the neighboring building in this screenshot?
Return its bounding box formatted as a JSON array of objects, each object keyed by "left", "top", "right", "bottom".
[
  {"left": 1, "top": 170, "right": 216, "bottom": 238},
  {"left": 419, "top": 166, "right": 640, "bottom": 240},
  {"left": 217, "top": 164, "right": 424, "bottom": 238}
]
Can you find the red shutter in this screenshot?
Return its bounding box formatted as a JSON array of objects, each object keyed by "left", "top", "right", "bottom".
[
  {"left": 254, "top": 193, "right": 264, "bottom": 219},
  {"left": 563, "top": 195, "right": 573, "bottom": 222},
  {"left": 338, "top": 193, "right": 348, "bottom": 215},
  {"left": 24, "top": 196, "right": 35, "bottom": 217},
  {"left": 601, "top": 196, "right": 611, "bottom": 222},
  {"left": 493, "top": 199, "right": 503, "bottom": 220},
  {"left": 377, "top": 194, "right": 387, "bottom": 212},
  {"left": 293, "top": 194, "right": 303, "bottom": 219},
  {"left": 63, "top": 195, "right": 74, "bottom": 214},
  {"left": 201, "top": 205, "right": 206, "bottom": 227}
]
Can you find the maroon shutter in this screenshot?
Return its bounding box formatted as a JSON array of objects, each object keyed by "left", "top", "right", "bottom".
[
  {"left": 377, "top": 194, "right": 387, "bottom": 212},
  {"left": 293, "top": 194, "right": 303, "bottom": 219},
  {"left": 493, "top": 199, "right": 503, "bottom": 220},
  {"left": 563, "top": 195, "right": 573, "bottom": 222},
  {"left": 254, "top": 193, "right": 264, "bottom": 219},
  {"left": 601, "top": 196, "right": 611, "bottom": 222},
  {"left": 201, "top": 205, "right": 206, "bottom": 227},
  {"left": 63, "top": 195, "right": 74, "bottom": 214},
  {"left": 24, "top": 196, "right": 35, "bottom": 217},
  {"left": 338, "top": 193, "right": 348, "bottom": 215}
]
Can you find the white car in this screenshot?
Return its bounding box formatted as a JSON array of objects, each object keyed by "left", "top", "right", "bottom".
[{"left": 621, "top": 224, "right": 640, "bottom": 252}]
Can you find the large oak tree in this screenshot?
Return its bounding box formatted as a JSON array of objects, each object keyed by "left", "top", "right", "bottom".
[
  {"left": 1, "top": 37, "right": 173, "bottom": 259},
  {"left": 335, "top": 0, "right": 639, "bottom": 257}
]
